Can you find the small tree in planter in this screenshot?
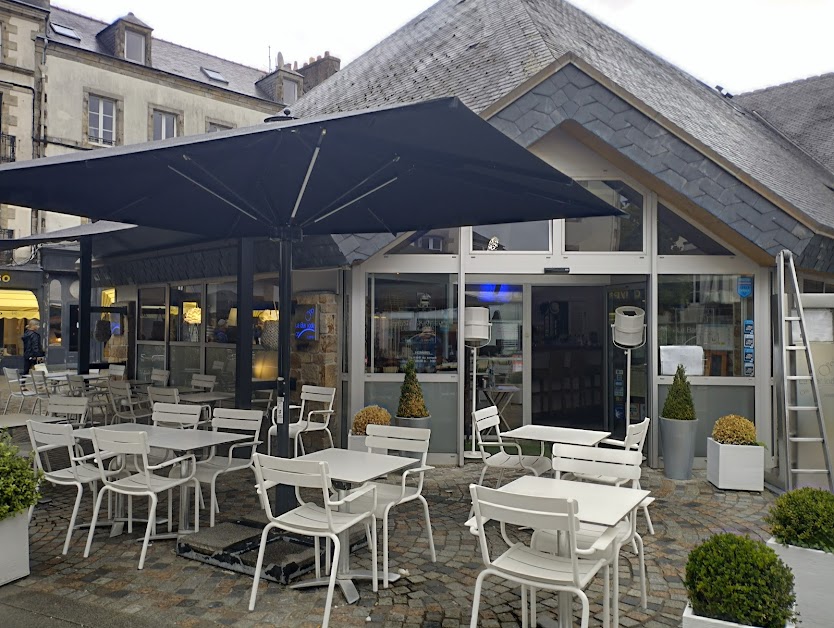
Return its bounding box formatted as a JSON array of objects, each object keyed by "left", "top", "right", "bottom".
[
  {"left": 707, "top": 414, "right": 764, "bottom": 491},
  {"left": 765, "top": 488, "right": 834, "bottom": 627},
  {"left": 660, "top": 364, "right": 697, "bottom": 480},
  {"left": 683, "top": 533, "right": 796, "bottom": 627},
  {"left": 349, "top": 405, "right": 391, "bottom": 452},
  {"left": 395, "top": 360, "right": 430, "bottom": 457},
  {"left": 0, "top": 431, "right": 42, "bottom": 586}
]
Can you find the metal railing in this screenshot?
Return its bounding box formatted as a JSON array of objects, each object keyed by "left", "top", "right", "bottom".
[{"left": 0, "top": 133, "right": 16, "bottom": 163}]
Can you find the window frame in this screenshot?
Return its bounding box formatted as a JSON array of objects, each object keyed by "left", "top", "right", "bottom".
[
  {"left": 88, "top": 94, "right": 117, "bottom": 146},
  {"left": 469, "top": 220, "right": 554, "bottom": 255},
  {"left": 282, "top": 78, "right": 299, "bottom": 105},
  {"left": 125, "top": 29, "right": 146, "bottom": 65},
  {"left": 152, "top": 109, "right": 178, "bottom": 141}
]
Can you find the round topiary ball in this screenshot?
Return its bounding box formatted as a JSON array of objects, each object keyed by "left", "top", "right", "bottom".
[
  {"left": 685, "top": 533, "right": 795, "bottom": 628},
  {"left": 712, "top": 414, "right": 757, "bottom": 445},
  {"left": 351, "top": 405, "right": 391, "bottom": 436},
  {"left": 765, "top": 487, "right": 834, "bottom": 553}
]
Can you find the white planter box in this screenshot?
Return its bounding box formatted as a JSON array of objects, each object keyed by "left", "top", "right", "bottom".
[
  {"left": 0, "top": 512, "right": 30, "bottom": 586},
  {"left": 347, "top": 431, "right": 387, "bottom": 454},
  {"left": 767, "top": 537, "right": 834, "bottom": 628},
  {"left": 683, "top": 602, "right": 793, "bottom": 627},
  {"left": 706, "top": 437, "right": 764, "bottom": 491}
]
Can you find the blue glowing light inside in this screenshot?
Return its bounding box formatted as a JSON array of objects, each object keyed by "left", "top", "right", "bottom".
[{"left": 477, "top": 284, "right": 512, "bottom": 303}]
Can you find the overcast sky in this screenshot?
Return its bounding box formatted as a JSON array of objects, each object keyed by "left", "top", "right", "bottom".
[{"left": 52, "top": 0, "right": 833, "bottom": 94}]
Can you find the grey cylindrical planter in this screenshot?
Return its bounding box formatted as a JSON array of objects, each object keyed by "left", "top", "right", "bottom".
[
  {"left": 660, "top": 416, "right": 698, "bottom": 480},
  {"left": 393, "top": 415, "right": 431, "bottom": 459}
]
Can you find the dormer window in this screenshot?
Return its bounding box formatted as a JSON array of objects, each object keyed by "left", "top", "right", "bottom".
[
  {"left": 282, "top": 78, "right": 298, "bottom": 105},
  {"left": 201, "top": 68, "right": 228, "bottom": 84},
  {"left": 125, "top": 29, "right": 145, "bottom": 64},
  {"left": 51, "top": 23, "right": 80, "bottom": 40}
]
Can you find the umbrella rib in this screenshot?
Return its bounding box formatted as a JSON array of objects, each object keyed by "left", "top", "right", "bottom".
[
  {"left": 301, "top": 155, "right": 400, "bottom": 228},
  {"left": 167, "top": 165, "right": 262, "bottom": 223},
  {"left": 311, "top": 176, "right": 398, "bottom": 226},
  {"left": 103, "top": 196, "right": 149, "bottom": 220},
  {"left": 290, "top": 128, "right": 326, "bottom": 223}
]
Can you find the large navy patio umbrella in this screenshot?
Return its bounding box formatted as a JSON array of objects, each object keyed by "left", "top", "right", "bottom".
[{"left": 0, "top": 97, "right": 619, "bottom": 481}]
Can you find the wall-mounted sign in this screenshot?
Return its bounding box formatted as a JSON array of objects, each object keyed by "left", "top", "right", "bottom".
[
  {"left": 293, "top": 305, "right": 318, "bottom": 341},
  {"left": 737, "top": 276, "right": 753, "bottom": 298}
]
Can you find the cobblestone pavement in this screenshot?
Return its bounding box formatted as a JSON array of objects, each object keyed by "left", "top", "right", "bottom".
[{"left": 1, "top": 414, "right": 776, "bottom": 628}]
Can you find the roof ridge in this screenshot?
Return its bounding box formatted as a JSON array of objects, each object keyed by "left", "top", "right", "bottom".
[
  {"left": 515, "top": 0, "right": 560, "bottom": 63},
  {"left": 737, "top": 71, "right": 834, "bottom": 98},
  {"left": 51, "top": 5, "right": 268, "bottom": 76}
]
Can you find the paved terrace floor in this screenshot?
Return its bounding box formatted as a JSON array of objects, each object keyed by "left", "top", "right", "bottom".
[{"left": 2, "top": 424, "right": 775, "bottom": 628}]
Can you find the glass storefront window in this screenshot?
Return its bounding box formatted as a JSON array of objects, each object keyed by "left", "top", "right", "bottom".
[
  {"left": 48, "top": 304, "right": 61, "bottom": 346},
  {"left": 472, "top": 221, "right": 550, "bottom": 252},
  {"left": 170, "top": 345, "right": 201, "bottom": 386},
  {"left": 206, "top": 346, "right": 235, "bottom": 392},
  {"left": 138, "top": 287, "right": 166, "bottom": 341},
  {"left": 657, "top": 202, "right": 732, "bottom": 255},
  {"left": 169, "top": 284, "right": 202, "bottom": 342},
  {"left": 206, "top": 283, "right": 237, "bottom": 343},
  {"left": 658, "top": 274, "right": 754, "bottom": 377},
  {"left": 564, "top": 180, "right": 643, "bottom": 252},
  {"left": 390, "top": 228, "right": 460, "bottom": 255},
  {"left": 366, "top": 273, "right": 458, "bottom": 373},
  {"left": 137, "top": 344, "right": 164, "bottom": 381}
]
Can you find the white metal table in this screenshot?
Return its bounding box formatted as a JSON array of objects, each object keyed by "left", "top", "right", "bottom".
[
  {"left": 502, "top": 424, "right": 611, "bottom": 448},
  {"left": 0, "top": 413, "right": 68, "bottom": 429},
  {"left": 291, "top": 447, "right": 418, "bottom": 604},
  {"left": 73, "top": 423, "right": 249, "bottom": 539},
  {"left": 481, "top": 385, "right": 519, "bottom": 431},
  {"left": 179, "top": 391, "right": 235, "bottom": 404}
]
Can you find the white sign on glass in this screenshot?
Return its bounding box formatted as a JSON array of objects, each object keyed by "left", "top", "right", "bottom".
[{"left": 660, "top": 345, "right": 704, "bottom": 376}]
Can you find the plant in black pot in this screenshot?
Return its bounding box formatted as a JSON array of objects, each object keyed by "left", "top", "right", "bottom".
[
  {"left": 660, "top": 364, "right": 697, "bottom": 480},
  {"left": 395, "top": 359, "right": 430, "bottom": 457}
]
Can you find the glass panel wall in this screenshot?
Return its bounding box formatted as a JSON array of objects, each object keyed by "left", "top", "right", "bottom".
[
  {"left": 169, "top": 345, "right": 201, "bottom": 387},
  {"left": 138, "top": 287, "right": 166, "bottom": 341},
  {"left": 137, "top": 344, "right": 164, "bottom": 381},
  {"left": 472, "top": 222, "right": 550, "bottom": 252},
  {"left": 564, "top": 180, "right": 643, "bottom": 252},
  {"left": 253, "top": 279, "right": 280, "bottom": 381},
  {"left": 390, "top": 228, "right": 460, "bottom": 255},
  {"left": 169, "top": 284, "right": 203, "bottom": 342},
  {"left": 657, "top": 202, "right": 732, "bottom": 255},
  {"left": 206, "top": 283, "right": 237, "bottom": 344},
  {"left": 658, "top": 274, "right": 755, "bottom": 377},
  {"left": 48, "top": 304, "right": 61, "bottom": 347},
  {"left": 206, "top": 346, "right": 235, "bottom": 392}
]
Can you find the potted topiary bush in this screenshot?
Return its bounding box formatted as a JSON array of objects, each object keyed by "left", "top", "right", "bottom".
[
  {"left": 660, "top": 364, "right": 698, "bottom": 480},
  {"left": 707, "top": 414, "right": 764, "bottom": 491},
  {"left": 0, "top": 431, "right": 42, "bottom": 586},
  {"left": 683, "top": 533, "right": 795, "bottom": 627},
  {"left": 349, "top": 405, "right": 391, "bottom": 452},
  {"left": 765, "top": 487, "right": 834, "bottom": 628},
  {"left": 394, "top": 359, "right": 430, "bottom": 458}
]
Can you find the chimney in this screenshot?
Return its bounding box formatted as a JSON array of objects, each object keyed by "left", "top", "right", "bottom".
[{"left": 297, "top": 51, "right": 341, "bottom": 92}]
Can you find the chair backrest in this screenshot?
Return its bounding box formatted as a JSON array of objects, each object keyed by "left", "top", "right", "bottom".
[
  {"left": 150, "top": 368, "right": 170, "bottom": 386},
  {"left": 147, "top": 386, "right": 180, "bottom": 404},
  {"left": 212, "top": 407, "right": 263, "bottom": 434},
  {"left": 469, "top": 484, "right": 583, "bottom": 582},
  {"left": 365, "top": 424, "right": 430, "bottom": 461},
  {"left": 66, "top": 374, "right": 88, "bottom": 396},
  {"left": 47, "top": 395, "right": 89, "bottom": 425},
  {"left": 33, "top": 363, "right": 48, "bottom": 373},
  {"left": 27, "top": 420, "right": 81, "bottom": 476},
  {"left": 298, "top": 385, "right": 336, "bottom": 415},
  {"left": 89, "top": 427, "right": 151, "bottom": 486},
  {"left": 252, "top": 453, "right": 334, "bottom": 521},
  {"left": 551, "top": 443, "right": 643, "bottom": 485},
  {"left": 622, "top": 417, "right": 650, "bottom": 452},
  {"left": 191, "top": 373, "right": 217, "bottom": 392},
  {"left": 108, "top": 364, "right": 126, "bottom": 379},
  {"left": 152, "top": 402, "right": 201, "bottom": 429},
  {"left": 4, "top": 367, "right": 26, "bottom": 394},
  {"left": 31, "top": 370, "right": 50, "bottom": 395},
  {"left": 473, "top": 406, "right": 505, "bottom": 455},
  {"left": 108, "top": 379, "right": 132, "bottom": 400}
]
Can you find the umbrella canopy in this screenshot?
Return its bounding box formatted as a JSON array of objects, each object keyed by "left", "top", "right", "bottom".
[{"left": 0, "top": 98, "right": 618, "bottom": 235}]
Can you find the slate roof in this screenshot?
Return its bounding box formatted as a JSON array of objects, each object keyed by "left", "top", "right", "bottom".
[
  {"left": 294, "top": 0, "right": 834, "bottom": 235},
  {"left": 736, "top": 73, "right": 834, "bottom": 174},
  {"left": 48, "top": 7, "right": 275, "bottom": 102}
]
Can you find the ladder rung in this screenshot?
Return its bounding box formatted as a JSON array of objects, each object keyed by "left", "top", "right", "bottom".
[
  {"left": 790, "top": 469, "right": 831, "bottom": 475},
  {"left": 787, "top": 375, "right": 812, "bottom": 380},
  {"left": 789, "top": 437, "right": 825, "bottom": 443},
  {"left": 787, "top": 405, "right": 819, "bottom": 411},
  {"left": 786, "top": 345, "right": 807, "bottom": 350},
  {"left": 785, "top": 316, "right": 800, "bottom": 321}
]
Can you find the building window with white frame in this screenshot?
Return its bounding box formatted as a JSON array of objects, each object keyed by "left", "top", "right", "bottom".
[
  {"left": 207, "top": 121, "right": 232, "bottom": 133},
  {"left": 152, "top": 110, "right": 177, "bottom": 141},
  {"left": 125, "top": 29, "right": 146, "bottom": 64},
  {"left": 282, "top": 78, "right": 298, "bottom": 105},
  {"left": 564, "top": 180, "right": 644, "bottom": 252},
  {"left": 88, "top": 95, "right": 116, "bottom": 146}
]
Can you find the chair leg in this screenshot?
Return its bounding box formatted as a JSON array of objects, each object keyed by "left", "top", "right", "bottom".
[
  {"left": 418, "top": 495, "right": 437, "bottom": 562},
  {"left": 209, "top": 483, "right": 216, "bottom": 528},
  {"left": 248, "top": 524, "right": 275, "bottom": 611},
  {"left": 325, "top": 427, "right": 334, "bottom": 449},
  {"left": 603, "top": 564, "right": 610, "bottom": 628},
  {"left": 127, "top": 495, "right": 133, "bottom": 534},
  {"left": 63, "top": 484, "right": 84, "bottom": 555},
  {"left": 366, "top": 520, "right": 378, "bottom": 593},
  {"left": 193, "top": 479, "right": 201, "bottom": 532},
  {"left": 578, "top": 589, "right": 590, "bottom": 628},
  {"left": 138, "top": 494, "right": 157, "bottom": 570},
  {"left": 3, "top": 394, "right": 11, "bottom": 414},
  {"left": 636, "top": 533, "right": 647, "bottom": 608},
  {"left": 168, "top": 489, "right": 173, "bottom": 533},
  {"left": 84, "top": 488, "right": 107, "bottom": 558},
  {"left": 613, "top": 542, "right": 621, "bottom": 628},
  {"left": 521, "top": 585, "right": 529, "bottom": 628},
  {"left": 314, "top": 537, "right": 321, "bottom": 579},
  {"left": 470, "top": 570, "right": 487, "bottom": 628},
  {"left": 642, "top": 503, "right": 655, "bottom": 535},
  {"left": 325, "top": 537, "right": 332, "bottom": 575},
  {"left": 530, "top": 587, "right": 537, "bottom": 627},
  {"left": 322, "top": 535, "right": 340, "bottom": 628},
  {"left": 382, "top": 516, "right": 390, "bottom": 588}
]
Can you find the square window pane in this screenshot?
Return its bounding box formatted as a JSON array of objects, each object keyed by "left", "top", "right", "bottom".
[
  {"left": 390, "top": 228, "right": 460, "bottom": 255},
  {"left": 103, "top": 99, "right": 114, "bottom": 117},
  {"left": 169, "top": 345, "right": 201, "bottom": 387},
  {"left": 283, "top": 78, "right": 297, "bottom": 105},
  {"left": 138, "top": 287, "right": 166, "bottom": 341},
  {"left": 206, "top": 283, "right": 237, "bottom": 343},
  {"left": 125, "top": 30, "right": 145, "bottom": 64},
  {"left": 165, "top": 113, "right": 175, "bottom": 138},
  {"left": 169, "top": 284, "right": 202, "bottom": 342},
  {"left": 153, "top": 111, "right": 163, "bottom": 140},
  {"left": 206, "top": 346, "right": 235, "bottom": 392},
  {"left": 564, "top": 181, "right": 643, "bottom": 252},
  {"left": 88, "top": 111, "right": 99, "bottom": 135},
  {"left": 657, "top": 202, "right": 731, "bottom": 255},
  {"left": 472, "top": 221, "right": 550, "bottom": 251}
]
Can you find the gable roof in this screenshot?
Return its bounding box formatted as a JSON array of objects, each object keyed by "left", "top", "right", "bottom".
[
  {"left": 48, "top": 7, "right": 274, "bottom": 102},
  {"left": 295, "top": 0, "right": 834, "bottom": 236},
  {"left": 736, "top": 73, "right": 834, "bottom": 174}
]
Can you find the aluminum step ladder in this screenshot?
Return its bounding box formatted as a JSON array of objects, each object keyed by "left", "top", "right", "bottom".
[{"left": 776, "top": 250, "right": 834, "bottom": 491}]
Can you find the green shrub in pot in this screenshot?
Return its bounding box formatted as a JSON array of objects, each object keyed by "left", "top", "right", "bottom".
[
  {"left": 765, "top": 487, "right": 834, "bottom": 553},
  {"left": 0, "top": 431, "right": 41, "bottom": 522},
  {"left": 684, "top": 533, "right": 795, "bottom": 628},
  {"left": 660, "top": 364, "right": 697, "bottom": 479},
  {"left": 661, "top": 364, "right": 696, "bottom": 420},
  {"left": 396, "top": 359, "right": 429, "bottom": 419}
]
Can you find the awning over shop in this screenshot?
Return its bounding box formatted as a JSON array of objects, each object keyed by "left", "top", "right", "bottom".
[{"left": 0, "top": 289, "right": 39, "bottom": 319}]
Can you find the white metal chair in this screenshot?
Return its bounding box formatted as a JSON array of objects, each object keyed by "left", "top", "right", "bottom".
[
  {"left": 250, "top": 389, "right": 274, "bottom": 415},
  {"left": 267, "top": 385, "right": 336, "bottom": 456},
  {"left": 190, "top": 373, "right": 217, "bottom": 392},
  {"left": 548, "top": 443, "right": 647, "bottom": 626},
  {"left": 83, "top": 427, "right": 200, "bottom": 570},
  {"left": 27, "top": 419, "right": 119, "bottom": 554},
  {"left": 150, "top": 368, "right": 170, "bottom": 387},
  {"left": 345, "top": 424, "right": 436, "bottom": 587},
  {"left": 248, "top": 454, "right": 378, "bottom": 628},
  {"left": 30, "top": 370, "right": 52, "bottom": 414},
  {"left": 108, "top": 380, "right": 152, "bottom": 424},
  {"left": 469, "top": 484, "right": 613, "bottom": 628},
  {"left": 107, "top": 364, "right": 126, "bottom": 380},
  {"left": 473, "top": 406, "right": 551, "bottom": 489},
  {"left": 147, "top": 386, "right": 181, "bottom": 405},
  {"left": 194, "top": 407, "right": 262, "bottom": 527},
  {"left": 4, "top": 367, "right": 38, "bottom": 413},
  {"left": 67, "top": 375, "right": 109, "bottom": 423},
  {"left": 46, "top": 395, "right": 90, "bottom": 428}
]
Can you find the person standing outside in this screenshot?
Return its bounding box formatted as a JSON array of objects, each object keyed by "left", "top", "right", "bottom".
[{"left": 22, "top": 318, "right": 45, "bottom": 373}]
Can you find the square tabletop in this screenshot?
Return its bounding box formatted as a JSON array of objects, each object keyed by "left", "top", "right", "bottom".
[
  {"left": 502, "top": 424, "right": 610, "bottom": 447},
  {"left": 498, "top": 476, "right": 649, "bottom": 527},
  {"left": 296, "top": 448, "right": 417, "bottom": 485},
  {"left": 179, "top": 392, "right": 235, "bottom": 404},
  {"left": 0, "top": 413, "right": 69, "bottom": 429},
  {"left": 73, "top": 423, "right": 248, "bottom": 451}
]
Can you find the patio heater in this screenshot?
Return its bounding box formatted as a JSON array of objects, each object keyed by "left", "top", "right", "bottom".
[
  {"left": 464, "top": 307, "right": 492, "bottom": 459},
  {"left": 612, "top": 306, "right": 646, "bottom": 426}
]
